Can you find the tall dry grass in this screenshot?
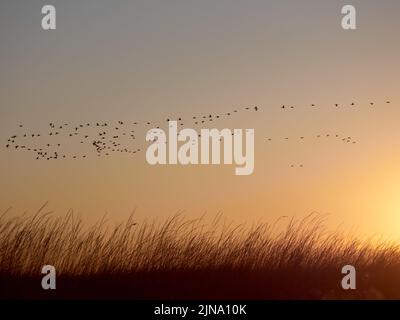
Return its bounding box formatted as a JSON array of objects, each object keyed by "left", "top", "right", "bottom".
[{"left": 1, "top": 204, "right": 399, "bottom": 277}]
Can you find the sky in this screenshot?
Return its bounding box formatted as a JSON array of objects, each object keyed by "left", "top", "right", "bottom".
[{"left": 0, "top": 0, "right": 400, "bottom": 236}]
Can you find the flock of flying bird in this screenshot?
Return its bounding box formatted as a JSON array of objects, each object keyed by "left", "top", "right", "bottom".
[
  {"left": 4, "top": 100, "right": 391, "bottom": 167},
  {"left": 279, "top": 101, "right": 390, "bottom": 109},
  {"left": 4, "top": 105, "right": 260, "bottom": 161}
]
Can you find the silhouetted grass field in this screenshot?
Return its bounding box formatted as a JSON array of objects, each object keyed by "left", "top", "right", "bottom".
[{"left": 1, "top": 206, "right": 400, "bottom": 300}]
